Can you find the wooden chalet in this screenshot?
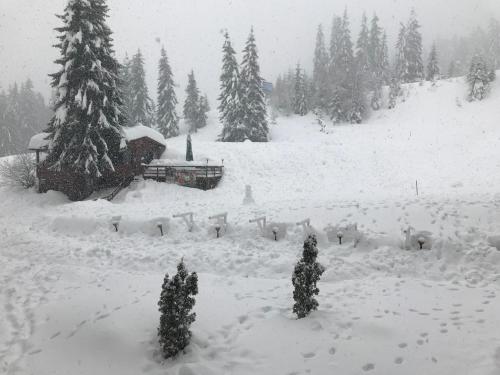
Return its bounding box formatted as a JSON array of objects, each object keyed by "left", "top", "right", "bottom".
[
  {"left": 29, "top": 125, "right": 166, "bottom": 200},
  {"left": 29, "top": 125, "right": 224, "bottom": 201}
]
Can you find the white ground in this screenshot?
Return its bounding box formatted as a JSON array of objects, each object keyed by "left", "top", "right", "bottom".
[{"left": 1, "top": 77, "right": 500, "bottom": 375}]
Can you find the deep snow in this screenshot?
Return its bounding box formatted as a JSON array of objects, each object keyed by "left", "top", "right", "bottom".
[{"left": 1, "top": 76, "right": 500, "bottom": 375}]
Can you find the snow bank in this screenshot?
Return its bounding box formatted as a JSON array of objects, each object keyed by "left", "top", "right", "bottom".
[{"left": 2, "top": 77, "right": 500, "bottom": 375}]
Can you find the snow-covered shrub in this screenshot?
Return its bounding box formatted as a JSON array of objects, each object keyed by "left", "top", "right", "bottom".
[
  {"left": 388, "top": 77, "right": 402, "bottom": 109},
  {"left": 0, "top": 153, "right": 36, "bottom": 189},
  {"left": 467, "top": 54, "right": 495, "bottom": 101},
  {"left": 158, "top": 260, "right": 198, "bottom": 359},
  {"left": 292, "top": 235, "right": 325, "bottom": 319}
]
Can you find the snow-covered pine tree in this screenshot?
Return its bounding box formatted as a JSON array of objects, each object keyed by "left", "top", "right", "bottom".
[
  {"left": 347, "top": 73, "right": 366, "bottom": 124},
  {"left": 312, "top": 24, "right": 330, "bottom": 112},
  {"left": 356, "top": 13, "right": 371, "bottom": 83},
  {"left": 183, "top": 71, "right": 201, "bottom": 133},
  {"left": 270, "top": 74, "right": 294, "bottom": 116},
  {"left": 396, "top": 10, "right": 424, "bottom": 83},
  {"left": 488, "top": 18, "right": 500, "bottom": 70},
  {"left": 368, "top": 14, "right": 385, "bottom": 110},
  {"left": 202, "top": 94, "right": 210, "bottom": 112},
  {"left": 157, "top": 47, "right": 179, "bottom": 138},
  {"left": 380, "top": 32, "right": 390, "bottom": 85},
  {"left": 329, "top": 12, "right": 354, "bottom": 123},
  {"left": 46, "top": 0, "right": 124, "bottom": 196},
  {"left": 293, "top": 63, "right": 308, "bottom": 116},
  {"left": 218, "top": 31, "right": 244, "bottom": 141},
  {"left": 129, "top": 50, "right": 155, "bottom": 127},
  {"left": 197, "top": 94, "right": 208, "bottom": 129},
  {"left": 292, "top": 235, "right": 325, "bottom": 319},
  {"left": 340, "top": 10, "right": 366, "bottom": 124},
  {"left": 119, "top": 54, "right": 134, "bottom": 127},
  {"left": 329, "top": 16, "right": 343, "bottom": 79},
  {"left": 368, "top": 14, "right": 382, "bottom": 81},
  {"left": 426, "top": 43, "right": 440, "bottom": 82},
  {"left": 395, "top": 23, "right": 408, "bottom": 82},
  {"left": 158, "top": 259, "right": 198, "bottom": 359},
  {"left": 467, "top": 53, "right": 494, "bottom": 101},
  {"left": 405, "top": 10, "right": 424, "bottom": 82},
  {"left": 186, "top": 134, "right": 193, "bottom": 161},
  {"left": 240, "top": 28, "right": 268, "bottom": 142}
]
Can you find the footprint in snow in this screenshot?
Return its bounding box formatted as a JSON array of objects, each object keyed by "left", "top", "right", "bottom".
[
  {"left": 329, "top": 347, "right": 336, "bottom": 355},
  {"left": 394, "top": 357, "right": 404, "bottom": 364},
  {"left": 302, "top": 352, "right": 316, "bottom": 359}
]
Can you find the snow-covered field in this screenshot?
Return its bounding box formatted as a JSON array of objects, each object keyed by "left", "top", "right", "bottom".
[{"left": 2, "top": 77, "right": 500, "bottom": 375}]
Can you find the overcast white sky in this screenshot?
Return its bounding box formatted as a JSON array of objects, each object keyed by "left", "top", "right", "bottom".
[{"left": 1, "top": 0, "right": 499, "bottom": 104}]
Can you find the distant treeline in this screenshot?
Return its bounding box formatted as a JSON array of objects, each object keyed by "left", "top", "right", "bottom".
[
  {"left": 0, "top": 80, "right": 52, "bottom": 157},
  {"left": 271, "top": 10, "right": 500, "bottom": 121}
]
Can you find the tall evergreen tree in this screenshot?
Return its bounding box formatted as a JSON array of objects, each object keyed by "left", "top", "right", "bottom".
[
  {"left": 240, "top": 28, "right": 268, "bottom": 142},
  {"left": 329, "top": 12, "right": 355, "bottom": 123},
  {"left": 396, "top": 10, "right": 424, "bottom": 83},
  {"left": 183, "top": 70, "right": 201, "bottom": 133},
  {"left": 338, "top": 10, "right": 355, "bottom": 82},
  {"left": 119, "top": 54, "right": 133, "bottom": 126},
  {"left": 368, "top": 14, "right": 383, "bottom": 80},
  {"left": 197, "top": 94, "right": 209, "bottom": 129},
  {"left": 157, "top": 47, "right": 179, "bottom": 138},
  {"left": 426, "top": 43, "right": 440, "bottom": 82},
  {"left": 405, "top": 10, "right": 424, "bottom": 81},
  {"left": 367, "top": 15, "right": 384, "bottom": 110},
  {"left": 312, "top": 24, "right": 330, "bottom": 111},
  {"left": 293, "top": 63, "right": 308, "bottom": 116},
  {"left": 380, "top": 32, "right": 390, "bottom": 85},
  {"left": 356, "top": 13, "right": 370, "bottom": 81},
  {"left": 218, "top": 32, "right": 244, "bottom": 142},
  {"left": 488, "top": 18, "right": 500, "bottom": 69},
  {"left": 46, "top": 0, "right": 124, "bottom": 189},
  {"left": 329, "top": 16, "right": 343, "bottom": 78},
  {"left": 129, "top": 50, "right": 155, "bottom": 127}
]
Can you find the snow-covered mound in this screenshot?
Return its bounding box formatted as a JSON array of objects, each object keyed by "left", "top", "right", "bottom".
[
  {"left": 1, "top": 76, "right": 500, "bottom": 375},
  {"left": 168, "top": 76, "right": 500, "bottom": 203}
]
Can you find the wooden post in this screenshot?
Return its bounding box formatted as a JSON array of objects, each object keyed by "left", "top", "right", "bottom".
[{"left": 205, "top": 159, "right": 209, "bottom": 191}]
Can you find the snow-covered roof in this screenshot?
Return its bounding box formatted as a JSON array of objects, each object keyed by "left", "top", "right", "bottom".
[
  {"left": 29, "top": 125, "right": 166, "bottom": 152},
  {"left": 28, "top": 132, "right": 51, "bottom": 150},
  {"left": 123, "top": 124, "right": 166, "bottom": 146}
]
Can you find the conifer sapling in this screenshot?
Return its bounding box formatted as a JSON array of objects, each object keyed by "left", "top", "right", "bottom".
[
  {"left": 158, "top": 259, "right": 198, "bottom": 359},
  {"left": 186, "top": 134, "right": 193, "bottom": 162},
  {"left": 292, "top": 235, "right": 325, "bottom": 319}
]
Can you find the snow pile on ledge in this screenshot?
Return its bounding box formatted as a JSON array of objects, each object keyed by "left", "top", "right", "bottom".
[
  {"left": 122, "top": 124, "right": 166, "bottom": 146},
  {"left": 28, "top": 132, "right": 51, "bottom": 150},
  {"left": 149, "top": 158, "right": 223, "bottom": 167}
]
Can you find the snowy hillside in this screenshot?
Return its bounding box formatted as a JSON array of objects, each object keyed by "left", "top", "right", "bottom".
[{"left": 1, "top": 76, "right": 500, "bottom": 375}]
